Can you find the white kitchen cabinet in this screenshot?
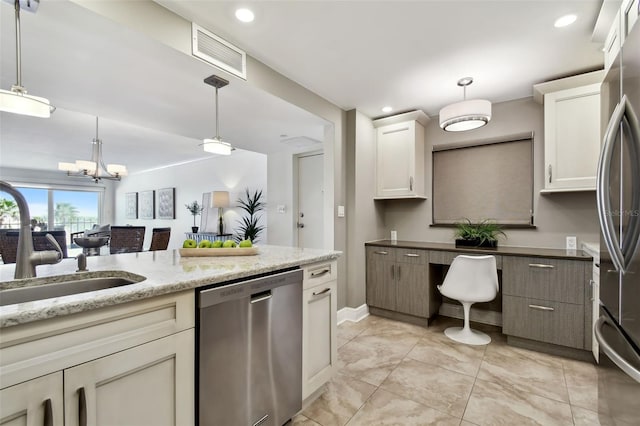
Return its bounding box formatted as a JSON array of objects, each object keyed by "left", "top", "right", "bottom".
[
  {"left": 64, "top": 329, "right": 194, "bottom": 426},
  {"left": 534, "top": 72, "right": 604, "bottom": 193},
  {"left": 301, "top": 261, "right": 337, "bottom": 401},
  {"left": 604, "top": 9, "right": 622, "bottom": 71},
  {"left": 373, "top": 110, "right": 429, "bottom": 199},
  {"left": 0, "top": 291, "right": 195, "bottom": 425},
  {"left": 0, "top": 372, "right": 63, "bottom": 426},
  {"left": 621, "top": 0, "right": 639, "bottom": 43}
]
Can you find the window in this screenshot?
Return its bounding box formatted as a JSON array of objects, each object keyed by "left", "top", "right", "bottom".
[
  {"left": 432, "top": 132, "right": 534, "bottom": 226},
  {"left": 0, "top": 186, "right": 101, "bottom": 245}
]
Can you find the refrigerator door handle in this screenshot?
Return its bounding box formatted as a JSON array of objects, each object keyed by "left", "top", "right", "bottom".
[
  {"left": 620, "top": 95, "right": 640, "bottom": 271},
  {"left": 598, "top": 99, "right": 626, "bottom": 273},
  {"left": 595, "top": 315, "right": 640, "bottom": 383}
]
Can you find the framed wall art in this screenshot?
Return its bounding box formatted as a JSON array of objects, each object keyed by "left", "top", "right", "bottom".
[
  {"left": 125, "top": 192, "right": 138, "bottom": 219},
  {"left": 157, "top": 187, "right": 176, "bottom": 220},
  {"left": 139, "top": 190, "right": 155, "bottom": 219}
]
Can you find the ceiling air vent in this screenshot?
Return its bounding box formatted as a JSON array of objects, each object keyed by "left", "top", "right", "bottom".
[{"left": 192, "top": 23, "right": 246, "bottom": 80}]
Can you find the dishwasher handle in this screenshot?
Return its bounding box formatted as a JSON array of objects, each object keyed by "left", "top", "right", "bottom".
[{"left": 250, "top": 290, "right": 272, "bottom": 304}]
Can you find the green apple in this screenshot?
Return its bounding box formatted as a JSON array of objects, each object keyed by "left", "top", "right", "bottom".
[
  {"left": 198, "top": 240, "right": 212, "bottom": 248},
  {"left": 223, "top": 240, "right": 237, "bottom": 248},
  {"left": 239, "top": 239, "right": 252, "bottom": 248},
  {"left": 212, "top": 240, "right": 223, "bottom": 248},
  {"left": 183, "top": 239, "right": 197, "bottom": 248}
]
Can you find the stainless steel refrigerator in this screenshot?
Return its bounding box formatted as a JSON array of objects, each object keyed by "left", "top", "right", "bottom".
[{"left": 595, "top": 15, "right": 640, "bottom": 425}]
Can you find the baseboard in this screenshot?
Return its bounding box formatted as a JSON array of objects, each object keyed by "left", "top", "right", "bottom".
[
  {"left": 337, "top": 304, "right": 369, "bottom": 325},
  {"left": 438, "top": 302, "right": 503, "bottom": 327}
]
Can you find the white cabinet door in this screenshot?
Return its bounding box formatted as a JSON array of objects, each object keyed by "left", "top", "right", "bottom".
[
  {"left": 63, "top": 329, "right": 194, "bottom": 426},
  {"left": 0, "top": 372, "right": 63, "bottom": 426},
  {"left": 375, "top": 120, "right": 425, "bottom": 198},
  {"left": 302, "top": 280, "right": 337, "bottom": 400},
  {"left": 543, "top": 83, "right": 601, "bottom": 191}
]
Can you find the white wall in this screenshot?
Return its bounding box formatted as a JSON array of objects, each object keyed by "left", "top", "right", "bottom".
[
  {"left": 267, "top": 151, "right": 295, "bottom": 246},
  {"left": 114, "top": 149, "right": 267, "bottom": 250}
]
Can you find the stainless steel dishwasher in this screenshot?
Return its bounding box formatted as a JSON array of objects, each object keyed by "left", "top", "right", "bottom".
[{"left": 196, "top": 268, "right": 303, "bottom": 426}]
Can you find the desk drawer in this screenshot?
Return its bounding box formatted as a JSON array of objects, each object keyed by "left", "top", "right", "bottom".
[
  {"left": 503, "top": 295, "right": 584, "bottom": 349},
  {"left": 502, "top": 256, "right": 587, "bottom": 304},
  {"left": 367, "top": 246, "right": 395, "bottom": 262},
  {"left": 395, "top": 248, "right": 428, "bottom": 265},
  {"left": 429, "top": 251, "right": 502, "bottom": 269}
]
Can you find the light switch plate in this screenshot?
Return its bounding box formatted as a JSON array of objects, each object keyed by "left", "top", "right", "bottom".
[
  {"left": 277, "top": 205, "right": 286, "bottom": 214},
  {"left": 337, "top": 205, "right": 345, "bottom": 217},
  {"left": 566, "top": 236, "right": 577, "bottom": 250}
]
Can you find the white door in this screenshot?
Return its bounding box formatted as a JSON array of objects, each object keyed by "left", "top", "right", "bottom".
[{"left": 297, "top": 153, "right": 324, "bottom": 249}]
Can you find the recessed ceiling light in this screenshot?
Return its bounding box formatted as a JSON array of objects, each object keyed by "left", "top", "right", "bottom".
[
  {"left": 554, "top": 14, "right": 577, "bottom": 28},
  {"left": 235, "top": 8, "right": 255, "bottom": 23},
  {"left": 382, "top": 106, "right": 393, "bottom": 113}
]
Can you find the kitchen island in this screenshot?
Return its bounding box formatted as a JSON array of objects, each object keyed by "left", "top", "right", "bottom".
[{"left": 0, "top": 245, "right": 340, "bottom": 425}]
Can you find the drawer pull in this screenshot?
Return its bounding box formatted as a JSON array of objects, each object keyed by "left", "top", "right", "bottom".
[
  {"left": 310, "top": 268, "right": 331, "bottom": 278},
  {"left": 528, "top": 304, "right": 555, "bottom": 311},
  {"left": 78, "top": 387, "right": 87, "bottom": 426},
  {"left": 404, "top": 253, "right": 420, "bottom": 257},
  {"left": 528, "top": 263, "right": 555, "bottom": 269},
  {"left": 43, "top": 398, "right": 53, "bottom": 426},
  {"left": 312, "top": 288, "right": 331, "bottom": 297},
  {"left": 374, "top": 251, "right": 389, "bottom": 255}
]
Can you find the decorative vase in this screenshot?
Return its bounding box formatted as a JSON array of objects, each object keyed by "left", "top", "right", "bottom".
[
  {"left": 192, "top": 226, "right": 199, "bottom": 233},
  {"left": 455, "top": 238, "right": 498, "bottom": 249}
]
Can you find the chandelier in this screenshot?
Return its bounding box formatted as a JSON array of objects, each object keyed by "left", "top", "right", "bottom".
[
  {"left": 58, "top": 117, "right": 127, "bottom": 182},
  {"left": 201, "top": 74, "right": 232, "bottom": 155},
  {"left": 439, "top": 77, "right": 492, "bottom": 132}
]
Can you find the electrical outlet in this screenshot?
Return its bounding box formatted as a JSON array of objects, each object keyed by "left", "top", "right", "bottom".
[{"left": 566, "top": 236, "right": 577, "bottom": 250}]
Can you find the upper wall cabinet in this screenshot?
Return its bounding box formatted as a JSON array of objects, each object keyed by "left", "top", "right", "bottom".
[
  {"left": 534, "top": 71, "right": 605, "bottom": 193},
  {"left": 373, "top": 110, "right": 429, "bottom": 199}
]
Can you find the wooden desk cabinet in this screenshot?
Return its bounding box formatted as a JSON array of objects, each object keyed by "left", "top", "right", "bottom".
[
  {"left": 366, "top": 246, "right": 437, "bottom": 322},
  {"left": 365, "top": 242, "right": 592, "bottom": 352}
]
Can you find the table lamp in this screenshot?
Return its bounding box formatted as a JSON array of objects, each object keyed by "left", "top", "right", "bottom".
[{"left": 211, "top": 191, "right": 230, "bottom": 235}]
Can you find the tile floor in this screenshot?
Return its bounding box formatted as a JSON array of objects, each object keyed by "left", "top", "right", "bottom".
[{"left": 293, "top": 315, "right": 610, "bottom": 426}]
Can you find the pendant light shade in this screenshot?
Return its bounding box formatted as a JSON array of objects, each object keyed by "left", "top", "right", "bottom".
[
  {"left": 439, "top": 77, "right": 491, "bottom": 132},
  {"left": 0, "top": 0, "right": 55, "bottom": 118},
  {"left": 202, "top": 74, "right": 232, "bottom": 155}
]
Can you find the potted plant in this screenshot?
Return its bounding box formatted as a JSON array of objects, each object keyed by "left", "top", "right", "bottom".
[
  {"left": 236, "top": 188, "right": 265, "bottom": 243},
  {"left": 185, "top": 200, "right": 203, "bottom": 233},
  {"left": 454, "top": 218, "right": 506, "bottom": 248}
]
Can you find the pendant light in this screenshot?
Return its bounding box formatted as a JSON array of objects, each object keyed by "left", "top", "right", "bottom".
[
  {"left": 201, "top": 74, "right": 232, "bottom": 155},
  {"left": 0, "top": 0, "right": 55, "bottom": 118},
  {"left": 58, "top": 117, "right": 127, "bottom": 182},
  {"left": 439, "top": 77, "right": 491, "bottom": 132}
]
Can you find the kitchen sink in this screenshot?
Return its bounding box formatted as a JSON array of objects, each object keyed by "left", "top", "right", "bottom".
[{"left": 0, "top": 272, "right": 145, "bottom": 306}]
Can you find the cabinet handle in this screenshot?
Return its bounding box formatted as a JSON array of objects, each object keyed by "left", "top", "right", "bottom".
[
  {"left": 312, "top": 288, "right": 331, "bottom": 296},
  {"left": 43, "top": 398, "right": 53, "bottom": 426},
  {"left": 391, "top": 264, "right": 395, "bottom": 280},
  {"left": 78, "top": 387, "right": 87, "bottom": 426},
  {"left": 589, "top": 279, "right": 595, "bottom": 301},
  {"left": 397, "top": 265, "right": 401, "bottom": 280},
  {"left": 374, "top": 251, "right": 388, "bottom": 255},
  {"left": 528, "top": 263, "right": 555, "bottom": 269},
  {"left": 310, "top": 268, "right": 331, "bottom": 278},
  {"left": 409, "top": 176, "right": 414, "bottom": 191},
  {"left": 528, "top": 304, "right": 555, "bottom": 311},
  {"left": 548, "top": 164, "right": 552, "bottom": 183},
  {"left": 404, "top": 253, "right": 420, "bottom": 257}
]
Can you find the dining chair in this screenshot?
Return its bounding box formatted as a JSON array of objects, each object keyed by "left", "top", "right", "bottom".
[
  {"left": 109, "top": 226, "right": 146, "bottom": 254},
  {"left": 0, "top": 230, "right": 68, "bottom": 264},
  {"left": 437, "top": 255, "right": 499, "bottom": 345},
  {"left": 149, "top": 227, "right": 171, "bottom": 251}
]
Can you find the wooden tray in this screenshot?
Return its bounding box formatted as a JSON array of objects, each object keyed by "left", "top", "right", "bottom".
[{"left": 179, "top": 247, "right": 258, "bottom": 257}]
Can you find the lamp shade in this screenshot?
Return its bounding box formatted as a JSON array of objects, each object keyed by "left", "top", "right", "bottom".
[
  {"left": 203, "top": 138, "right": 232, "bottom": 155},
  {"left": 0, "top": 89, "right": 54, "bottom": 118},
  {"left": 439, "top": 99, "right": 492, "bottom": 132},
  {"left": 211, "top": 191, "right": 230, "bottom": 208}
]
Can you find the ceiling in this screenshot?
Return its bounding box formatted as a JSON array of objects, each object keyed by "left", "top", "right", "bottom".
[
  {"left": 1, "top": 0, "right": 607, "bottom": 176},
  {"left": 157, "top": 0, "right": 606, "bottom": 119}
]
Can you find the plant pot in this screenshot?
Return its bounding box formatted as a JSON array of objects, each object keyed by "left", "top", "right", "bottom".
[
  {"left": 455, "top": 238, "right": 497, "bottom": 249},
  {"left": 192, "top": 226, "right": 199, "bottom": 233}
]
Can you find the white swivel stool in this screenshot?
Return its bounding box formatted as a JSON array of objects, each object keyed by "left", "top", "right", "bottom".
[{"left": 437, "top": 255, "right": 499, "bottom": 345}]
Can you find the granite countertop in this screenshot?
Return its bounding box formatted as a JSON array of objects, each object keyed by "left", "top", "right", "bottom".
[
  {"left": 0, "top": 245, "right": 341, "bottom": 328},
  {"left": 365, "top": 240, "right": 593, "bottom": 261}
]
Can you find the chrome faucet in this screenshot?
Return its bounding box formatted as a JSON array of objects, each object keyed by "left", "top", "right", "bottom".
[{"left": 0, "top": 181, "right": 63, "bottom": 279}]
